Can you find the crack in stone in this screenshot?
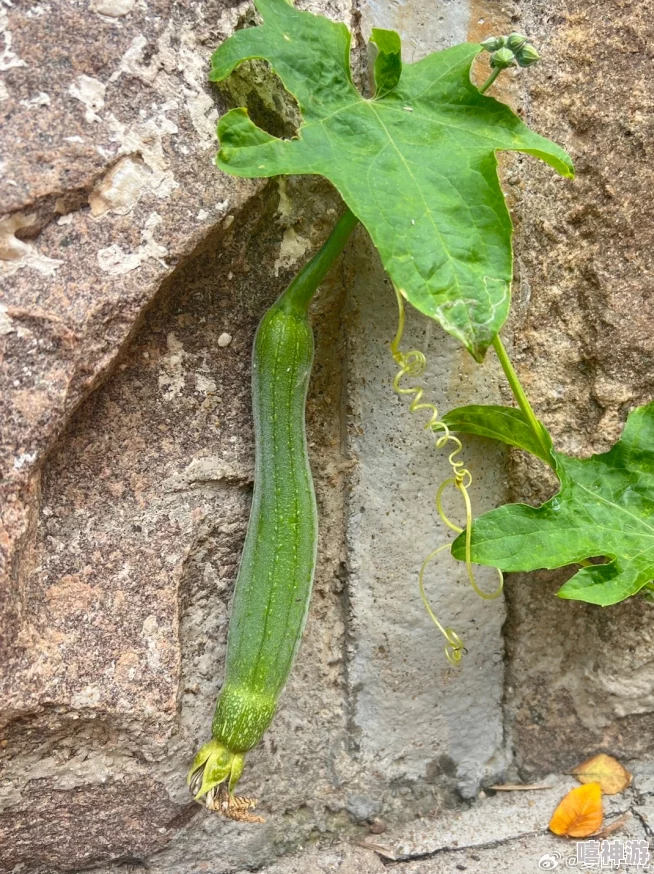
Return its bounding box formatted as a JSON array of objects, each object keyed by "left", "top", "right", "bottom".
[{"left": 360, "top": 828, "right": 550, "bottom": 864}]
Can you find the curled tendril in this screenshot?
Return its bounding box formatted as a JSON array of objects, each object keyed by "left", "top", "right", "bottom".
[{"left": 390, "top": 287, "right": 504, "bottom": 664}]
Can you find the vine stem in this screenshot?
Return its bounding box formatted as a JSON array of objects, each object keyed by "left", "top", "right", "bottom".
[
  {"left": 479, "top": 67, "right": 502, "bottom": 94},
  {"left": 478, "top": 63, "right": 553, "bottom": 463},
  {"left": 285, "top": 236, "right": 551, "bottom": 474},
  {"left": 492, "top": 334, "right": 551, "bottom": 462},
  {"left": 282, "top": 207, "right": 358, "bottom": 312}
]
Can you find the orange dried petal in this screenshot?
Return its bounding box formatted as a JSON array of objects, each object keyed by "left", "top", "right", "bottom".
[
  {"left": 572, "top": 754, "right": 632, "bottom": 796},
  {"left": 549, "top": 783, "right": 603, "bottom": 838}
]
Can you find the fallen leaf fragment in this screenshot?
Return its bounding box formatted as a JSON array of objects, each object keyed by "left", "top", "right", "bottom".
[
  {"left": 594, "top": 813, "right": 630, "bottom": 840},
  {"left": 356, "top": 840, "right": 397, "bottom": 861},
  {"left": 549, "top": 783, "right": 603, "bottom": 837},
  {"left": 572, "top": 754, "right": 632, "bottom": 795},
  {"left": 491, "top": 783, "right": 552, "bottom": 791}
]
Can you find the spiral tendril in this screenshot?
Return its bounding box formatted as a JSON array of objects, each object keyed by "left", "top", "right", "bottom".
[{"left": 390, "top": 287, "right": 504, "bottom": 664}]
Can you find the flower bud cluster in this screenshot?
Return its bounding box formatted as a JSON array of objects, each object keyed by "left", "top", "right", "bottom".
[{"left": 480, "top": 33, "right": 540, "bottom": 69}]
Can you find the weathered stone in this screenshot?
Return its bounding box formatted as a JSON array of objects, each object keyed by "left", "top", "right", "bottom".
[
  {"left": 149, "top": 788, "right": 650, "bottom": 874},
  {"left": 0, "top": 777, "right": 192, "bottom": 873},
  {"left": 0, "top": 0, "right": 260, "bottom": 664},
  {"left": 344, "top": 232, "right": 509, "bottom": 802}
]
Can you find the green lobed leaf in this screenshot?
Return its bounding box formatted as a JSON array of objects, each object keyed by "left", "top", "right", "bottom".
[
  {"left": 210, "top": 0, "right": 574, "bottom": 361},
  {"left": 442, "top": 404, "right": 554, "bottom": 465},
  {"left": 452, "top": 402, "right": 654, "bottom": 606}
]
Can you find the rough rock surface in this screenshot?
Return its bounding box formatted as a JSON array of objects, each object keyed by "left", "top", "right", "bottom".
[
  {"left": 1, "top": 0, "right": 258, "bottom": 668},
  {"left": 504, "top": 0, "right": 654, "bottom": 777}
]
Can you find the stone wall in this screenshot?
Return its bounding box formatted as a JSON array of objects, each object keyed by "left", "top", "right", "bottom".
[
  {"left": 504, "top": 0, "right": 654, "bottom": 776},
  {"left": 1, "top": 0, "right": 652, "bottom": 871}
]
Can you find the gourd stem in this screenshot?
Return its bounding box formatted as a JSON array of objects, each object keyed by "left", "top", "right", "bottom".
[
  {"left": 280, "top": 207, "right": 358, "bottom": 314},
  {"left": 492, "top": 334, "right": 551, "bottom": 460}
]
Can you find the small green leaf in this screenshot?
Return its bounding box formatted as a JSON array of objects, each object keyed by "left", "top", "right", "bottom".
[
  {"left": 442, "top": 404, "right": 554, "bottom": 465},
  {"left": 452, "top": 402, "right": 654, "bottom": 606},
  {"left": 370, "top": 28, "right": 402, "bottom": 98},
  {"left": 210, "top": 0, "right": 573, "bottom": 360}
]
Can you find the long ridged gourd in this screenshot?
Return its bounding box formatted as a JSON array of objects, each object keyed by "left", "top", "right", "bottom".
[{"left": 188, "top": 209, "right": 357, "bottom": 814}]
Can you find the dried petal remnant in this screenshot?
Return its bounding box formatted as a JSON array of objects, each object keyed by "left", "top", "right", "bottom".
[{"left": 206, "top": 784, "right": 265, "bottom": 824}]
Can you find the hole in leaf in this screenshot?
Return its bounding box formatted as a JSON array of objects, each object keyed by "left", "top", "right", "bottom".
[{"left": 215, "top": 59, "right": 301, "bottom": 140}]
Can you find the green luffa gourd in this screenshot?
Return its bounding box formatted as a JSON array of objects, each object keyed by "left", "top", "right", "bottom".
[{"left": 188, "top": 210, "right": 357, "bottom": 814}]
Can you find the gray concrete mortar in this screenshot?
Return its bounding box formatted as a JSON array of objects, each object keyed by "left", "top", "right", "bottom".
[{"left": 344, "top": 231, "right": 509, "bottom": 803}]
